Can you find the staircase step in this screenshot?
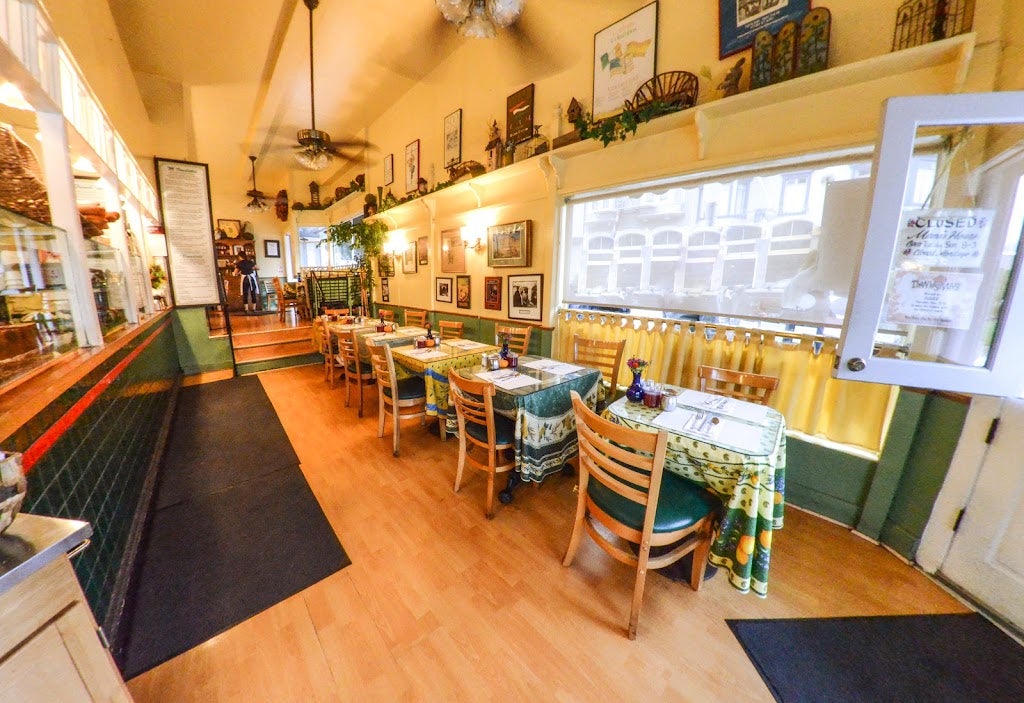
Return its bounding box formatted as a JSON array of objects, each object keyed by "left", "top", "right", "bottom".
[
  {"left": 234, "top": 341, "right": 319, "bottom": 363},
  {"left": 233, "top": 336, "right": 311, "bottom": 351}
]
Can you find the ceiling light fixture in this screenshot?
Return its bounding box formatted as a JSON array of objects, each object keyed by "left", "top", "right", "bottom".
[
  {"left": 296, "top": 0, "right": 332, "bottom": 171},
  {"left": 245, "top": 155, "right": 270, "bottom": 212},
  {"left": 436, "top": 0, "right": 523, "bottom": 39}
]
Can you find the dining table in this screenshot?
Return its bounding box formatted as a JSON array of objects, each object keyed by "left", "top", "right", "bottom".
[
  {"left": 603, "top": 389, "right": 786, "bottom": 597},
  {"left": 390, "top": 339, "right": 499, "bottom": 437},
  {"left": 453, "top": 356, "right": 602, "bottom": 501}
]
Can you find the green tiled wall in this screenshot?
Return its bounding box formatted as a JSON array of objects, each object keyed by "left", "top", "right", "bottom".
[{"left": 7, "top": 321, "right": 180, "bottom": 625}]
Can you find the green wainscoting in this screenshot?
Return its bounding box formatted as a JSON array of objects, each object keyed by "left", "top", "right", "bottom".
[
  {"left": 784, "top": 438, "right": 876, "bottom": 526},
  {"left": 173, "top": 307, "right": 233, "bottom": 374}
]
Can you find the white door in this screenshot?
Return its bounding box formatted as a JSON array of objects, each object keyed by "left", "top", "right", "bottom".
[{"left": 941, "top": 397, "right": 1024, "bottom": 632}]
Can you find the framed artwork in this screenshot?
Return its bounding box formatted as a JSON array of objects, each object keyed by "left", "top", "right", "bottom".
[
  {"left": 232, "top": 244, "right": 246, "bottom": 256},
  {"left": 592, "top": 2, "right": 658, "bottom": 121},
  {"left": 508, "top": 273, "right": 543, "bottom": 322},
  {"left": 436, "top": 277, "right": 453, "bottom": 303},
  {"left": 444, "top": 109, "right": 462, "bottom": 167},
  {"left": 719, "top": 0, "right": 810, "bottom": 58},
  {"left": 402, "top": 241, "right": 418, "bottom": 273},
  {"left": 380, "top": 277, "right": 390, "bottom": 302},
  {"left": 440, "top": 229, "right": 466, "bottom": 273},
  {"left": 383, "top": 153, "right": 394, "bottom": 186},
  {"left": 506, "top": 84, "right": 535, "bottom": 145},
  {"left": 484, "top": 276, "right": 502, "bottom": 311},
  {"left": 217, "top": 219, "right": 241, "bottom": 239},
  {"left": 456, "top": 275, "right": 471, "bottom": 309},
  {"left": 487, "top": 220, "right": 532, "bottom": 267},
  {"left": 405, "top": 140, "right": 420, "bottom": 193},
  {"left": 417, "top": 235, "right": 429, "bottom": 266},
  {"left": 263, "top": 239, "right": 280, "bottom": 258},
  {"left": 377, "top": 253, "right": 395, "bottom": 277}
]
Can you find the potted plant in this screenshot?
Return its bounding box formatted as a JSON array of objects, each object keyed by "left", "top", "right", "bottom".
[
  {"left": 324, "top": 218, "right": 390, "bottom": 306},
  {"left": 149, "top": 263, "right": 167, "bottom": 290}
]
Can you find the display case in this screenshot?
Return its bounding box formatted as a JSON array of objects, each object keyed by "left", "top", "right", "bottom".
[
  {"left": 0, "top": 208, "right": 78, "bottom": 390},
  {"left": 84, "top": 238, "right": 130, "bottom": 335}
]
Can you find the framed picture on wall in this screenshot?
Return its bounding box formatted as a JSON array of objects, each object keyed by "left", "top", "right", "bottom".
[
  {"left": 444, "top": 108, "right": 462, "bottom": 167},
  {"left": 719, "top": 0, "right": 810, "bottom": 58},
  {"left": 417, "top": 235, "right": 429, "bottom": 266},
  {"left": 217, "top": 219, "right": 241, "bottom": 239},
  {"left": 436, "top": 277, "right": 453, "bottom": 303},
  {"left": 378, "top": 253, "right": 395, "bottom": 277},
  {"left": 263, "top": 239, "right": 280, "bottom": 257},
  {"left": 506, "top": 84, "right": 535, "bottom": 145},
  {"left": 403, "top": 241, "right": 418, "bottom": 273},
  {"left": 487, "top": 220, "right": 531, "bottom": 267},
  {"left": 405, "top": 140, "right": 420, "bottom": 193},
  {"left": 383, "top": 153, "right": 394, "bottom": 186},
  {"left": 456, "top": 275, "right": 471, "bottom": 309},
  {"left": 508, "top": 273, "right": 542, "bottom": 322},
  {"left": 484, "top": 276, "right": 502, "bottom": 311},
  {"left": 440, "top": 229, "right": 466, "bottom": 273},
  {"left": 380, "top": 277, "right": 390, "bottom": 302},
  {"left": 592, "top": 2, "right": 658, "bottom": 121}
]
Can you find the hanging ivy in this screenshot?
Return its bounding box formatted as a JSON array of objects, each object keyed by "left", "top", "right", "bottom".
[{"left": 572, "top": 100, "right": 678, "bottom": 147}]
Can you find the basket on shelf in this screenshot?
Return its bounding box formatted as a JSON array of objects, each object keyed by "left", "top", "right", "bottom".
[{"left": 624, "top": 70, "right": 700, "bottom": 113}]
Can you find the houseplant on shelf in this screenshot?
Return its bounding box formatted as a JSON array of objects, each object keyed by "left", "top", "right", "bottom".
[{"left": 625, "top": 357, "right": 649, "bottom": 403}]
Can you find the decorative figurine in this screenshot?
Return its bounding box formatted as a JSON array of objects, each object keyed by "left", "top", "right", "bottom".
[
  {"left": 417, "top": 177, "right": 429, "bottom": 196},
  {"left": 363, "top": 193, "right": 378, "bottom": 217},
  {"left": 717, "top": 57, "right": 746, "bottom": 97},
  {"left": 275, "top": 189, "right": 289, "bottom": 222},
  {"left": 485, "top": 120, "right": 503, "bottom": 171}
]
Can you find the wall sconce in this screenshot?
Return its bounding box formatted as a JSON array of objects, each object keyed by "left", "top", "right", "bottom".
[{"left": 461, "top": 225, "right": 485, "bottom": 252}]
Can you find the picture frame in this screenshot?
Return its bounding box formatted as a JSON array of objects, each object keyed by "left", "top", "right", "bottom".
[
  {"left": 484, "top": 276, "right": 502, "bottom": 311},
  {"left": 417, "top": 235, "right": 429, "bottom": 266},
  {"left": 405, "top": 139, "right": 420, "bottom": 194},
  {"left": 440, "top": 229, "right": 466, "bottom": 273},
  {"left": 506, "top": 84, "right": 535, "bottom": 145},
  {"left": 217, "top": 218, "right": 242, "bottom": 239},
  {"left": 436, "top": 277, "right": 453, "bottom": 304},
  {"left": 456, "top": 275, "right": 471, "bottom": 309},
  {"left": 263, "top": 239, "right": 280, "bottom": 258},
  {"left": 487, "top": 220, "right": 532, "bottom": 267},
  {"left": 508, "top": 273, "right": 542, "bottom": 322},
  {"left": 402, "top": 241, "right": 418, "bottom": 273},
  {"left": 383, "top": 153, "right": 394, "bottom": 186},
  {"left": 380, "top": 277, "right": 390, "bottom": 302},
  {"left": 444, "top": 108, "right": 462, "bottom": 167},
  {"left": 719, "top": 0, "right": 810, "bottom": 59},
  {"left": 592, "top": 2, "right": 658, "bottom": 121},
  {"left": 377, "top": 253, "right": 395, "bottom": 277},
  {"left": 232, "top": 244, "right": 246, "bottom": 256}
]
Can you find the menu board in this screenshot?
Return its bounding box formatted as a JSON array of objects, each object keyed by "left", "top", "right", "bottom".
[{"left": 155, "top": 158, "right": 220, "bottom": 306}]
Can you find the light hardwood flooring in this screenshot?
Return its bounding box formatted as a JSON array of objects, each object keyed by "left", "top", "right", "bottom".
[{"left": 126, "top": 364, "right": 968, "bottom": 702}]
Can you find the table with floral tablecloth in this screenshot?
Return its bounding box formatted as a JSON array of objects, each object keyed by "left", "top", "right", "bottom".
[{"left": 604, "top": 389, "right": 786, "bottom": 597}]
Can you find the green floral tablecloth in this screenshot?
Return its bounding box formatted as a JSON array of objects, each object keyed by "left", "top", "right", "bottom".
[
  {"left": 605, "top": 394, "right": 786, "bottom": 597},
  {"left": 392, "top": 344, "right": 498, "bottom": 421}
]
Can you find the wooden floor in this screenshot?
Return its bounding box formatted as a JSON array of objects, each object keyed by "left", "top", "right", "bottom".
[{"left": 126, "top": 364, "right": 968, "bottom": 703}]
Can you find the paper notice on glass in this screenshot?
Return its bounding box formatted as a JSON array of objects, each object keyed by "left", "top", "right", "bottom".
[
  {"left": 652, "top": 412, "right": 765, "bottom": 453},
  {"left": 677, "top": 390, "right": 771, "bottom": 423},
  {"left": 896, "top": 209, "right": 994, "bottom": 269},
  {"left": 884, "top": 270, "right": 984, "bottom": 330},
  {"left": 475, "top": 370, "right": 540, "bottom": 390}
]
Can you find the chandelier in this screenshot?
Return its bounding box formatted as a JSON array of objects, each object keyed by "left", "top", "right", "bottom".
[
  {"left": 245, "top": 155, "right": 270, "bottom": 213},
  {"left": 436, "top": 0, "right": 524, "bottom": 39}
]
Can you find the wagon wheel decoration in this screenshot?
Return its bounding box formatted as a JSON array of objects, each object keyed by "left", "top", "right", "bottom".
[{"left": 624, "top": 70, "right": 700, "bottom": 113}]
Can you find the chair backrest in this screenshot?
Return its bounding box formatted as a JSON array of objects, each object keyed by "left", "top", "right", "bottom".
[
  {"left": 697, "top": 364, "right": 779, "bottom": 405},
  {"left": 570, "top": 390, "right": 669, "bottom": 523},
  {"left": 405, "top": 309, "right": 427, "bottom": 327},
  {"left": 311, "top": 318, "right": 328, "bottom": 353},
  {"left": 448, "top": 369, "right": 499, "bottom": 449},
  {"left": 368, "top": 343, "right": 396, "bottom": 396},
  {"left": 572, "top": 335, "right": 626, "bottom": 390},
  {"left": 340, "top": 329, "right": 370, "bottom": 378},
  {"left": 272, "top": 277, "right": 285, "bottom": 296},
  {"left": 323, "top": 307, "right": 350, "bottom": 317},
  {"left": 495, "top": 324, "right": 531, "bottom": 355},
  {"left": 438, "top": 320, "right": 464, "bottom": 339},
  {"left": 378, "top": 308, "right": 395, "bottom": 321}
]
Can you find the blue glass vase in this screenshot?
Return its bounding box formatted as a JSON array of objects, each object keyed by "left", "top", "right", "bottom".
[{"left": 626, "top": 370, "right": 645, "bottom": 403}]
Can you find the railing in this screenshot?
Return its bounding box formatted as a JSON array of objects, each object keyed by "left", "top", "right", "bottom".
[{"left": 556, "top": 309, "right": 897, "bottom": 454}]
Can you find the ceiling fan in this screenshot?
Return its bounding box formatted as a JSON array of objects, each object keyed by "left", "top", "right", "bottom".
[
  {"left": 245, "top": 155, "right": 270, "bottom": 212},
  {"left": 294, "top": 0, "right": 369, "bottom": 170}
]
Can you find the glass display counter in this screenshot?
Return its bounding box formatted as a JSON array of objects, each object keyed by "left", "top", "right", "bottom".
[{"left": 84, "top": 238, "right": 129, "bottom": 335}]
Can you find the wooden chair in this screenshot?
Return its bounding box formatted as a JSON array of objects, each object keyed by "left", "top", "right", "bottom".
[
  {"left": 272, "top": 277, "right": 300, "bottom": 322},
  {"left": 323, "top": 307, "right": 350, "bottom": 317},
  {"left": 377, "top": 308, "right": 394, "bottom": 322},
  {"left": 438, "top": 320, "right": 464, "bottom": 339},
  {"left": 339, "top": 329, "right": 376, "bottom": 416},
  {"left": 495, "top": 324, "right": 531, "bottom": 355},
  {"left": 563, "top": 390, "right": 719, "bottom": 639},
  {"left": 572, "top": 335, "right": 626, "bottom": 409},
  {"left": 312, "top": 318, "right": 339, "bottom": 384},
  {"left": 448, "top": 369, "right": 517, "bottom": 519},
  {"left": 323, "top": 326, "right": 345, "bottom": 387},
  {"left": 697, "top": 365, "right": 779, "bottom": 405},
  {"left": 369, "top": 344, "right": 427, "bottom": 456},
  {"left": 405, "top": 309, "right": 427, "bottom": 327}
]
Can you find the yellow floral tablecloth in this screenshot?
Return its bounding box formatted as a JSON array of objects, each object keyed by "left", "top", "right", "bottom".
[{"left": 392, "top": 341, "right": 499, "bottom": 425}]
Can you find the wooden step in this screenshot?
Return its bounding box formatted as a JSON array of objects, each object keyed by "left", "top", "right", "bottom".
[{"left": 233, "top": 339, "right": 319, "bottom": 363}]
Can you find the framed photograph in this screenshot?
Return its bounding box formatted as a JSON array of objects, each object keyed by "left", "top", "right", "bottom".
[
  {"left": 484, "top": 276, "right": 502, "bottom": 311},
  {"left": 232, "top": 244, "right": 246, "bottom": 256},
  {"left": 456, "top": 275, "right": 471, "bottom": 309},
  {"left": 377, "top": 253, "right": 395, "bottom": 277},
  {"left": 719, "top": 0, "right": 810, "bottom": 58},
  {"left": 263, "top": 239, "right": 280, "bottom": 258},
  {"left": 217, "top": 218, "right": 242, "bottom": 239},
  {"left": 592, "top": 2, "right": 658, "bottom": 121},
  {"left": 440, "top": 229, "right": 466, "bottom": 273},
  {"left": 402, "top": 241, "right": 418, "bottom": 273},
  {"left": 506, "top": 84, "right": 535, "bottom": 145},
  {"left": 487, "top": 220, "right": 532, "bottom": 267},
  {"left": 383, "top": 153, "right": 394, "bottom": 186},
  {"left": 417, "top": 235, "right": 429, "bottom": 266},
  {"left": 508, "top": 273, "right": 543, "bottom": 322},
  {"left": 380, "top": 277, "right": 390, "bottom": 302},
  {"left": 436, "top": 277, "right": 453, "bottom": 303},
  {"left": 444, "top": 109, "right": 462, "bottom": 167},
  {"left": 405, "top": 139, "right": 420, "bottom": 194}
]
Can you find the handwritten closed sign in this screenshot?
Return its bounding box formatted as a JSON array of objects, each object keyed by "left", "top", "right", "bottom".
[{"left": 896, "top": 208, "right": 994, "bottom": 268}]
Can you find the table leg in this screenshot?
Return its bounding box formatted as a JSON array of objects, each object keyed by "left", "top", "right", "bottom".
[{"left": 499, "top": 471, "right": 521, "bottom": 504}]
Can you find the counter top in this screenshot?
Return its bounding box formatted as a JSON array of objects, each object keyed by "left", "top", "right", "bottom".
[{"left": 0, "top": 513, "right": 92, "bottom": 596}]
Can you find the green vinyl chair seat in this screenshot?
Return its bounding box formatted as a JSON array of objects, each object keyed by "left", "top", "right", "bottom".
[
  {"left": 465, "top": 413, "right": 516, "bottom": 446},
  {"left": 382, "top": 376, "right": 426, "bottom": 400},
  {"left": 587, "top": 472, "right": 719, "bottom": 533}
]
